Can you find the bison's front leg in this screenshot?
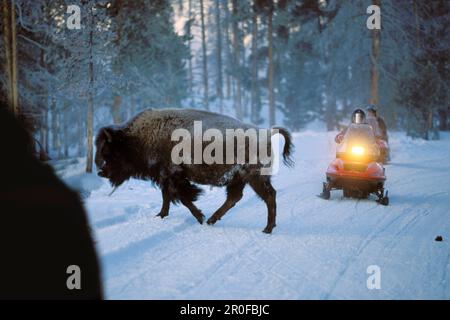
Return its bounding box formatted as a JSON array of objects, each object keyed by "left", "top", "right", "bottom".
[
  {"left": 207, "top": 179, "right": 245, "bottom": 226},
  {"left": 156, "top": 185, "right": 170, "bottom": 219}
]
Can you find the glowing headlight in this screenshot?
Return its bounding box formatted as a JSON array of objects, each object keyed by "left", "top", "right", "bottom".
[{"left": 351, "top": 146, "right": 365, "bottom": 155}]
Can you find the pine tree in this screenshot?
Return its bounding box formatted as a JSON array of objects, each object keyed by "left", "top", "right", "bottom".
[
  {"left": 109, "top": 0, "right": 188, "bottom": 109},
  {"left": 395, "top": 0, "right": 449, "bottom": 139}
]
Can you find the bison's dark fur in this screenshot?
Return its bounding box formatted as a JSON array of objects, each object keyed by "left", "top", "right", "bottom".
[
  {"left": 95, "top": 109, "right": 294, "bottom": 233},
  {"left": 0, "top": 105, "right": 102, "bottom": 299}
]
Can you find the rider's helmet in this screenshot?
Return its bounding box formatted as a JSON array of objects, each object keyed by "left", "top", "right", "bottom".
[
  {"left": 351, "top": 109, "right": 366, "bottom": 124},
  {"left": 366, "top": 104, "right": 378, "bottom": 116}
]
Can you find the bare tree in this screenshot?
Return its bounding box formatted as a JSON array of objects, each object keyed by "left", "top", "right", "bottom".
[
  {"left": 112, "top": 0, "right": 123, "bottom": 124},
  {"left": 111, "top": 95, "right": 122, "bottom": 124},
  {"left": 50, "top": 97, "right": 61, "bottom": 158},
  {"left": 77, "top": 105, "right": 84, "bottom": 157},
  {"left": 2, "top": 0, "right": 19, "bottom": 114},
  {"left": 187, "top": 0, "right": 193, "bottom": 98},
  {"left": 370, "top": 0, "right": 381, "bottom": 105},
  {"left": 38, "top": 46, "right": 49, "bottom": 155},
  {"left": 40, "top": 106, "right": 49, "bottom": 155},
  {"left": 200, "top": 0, "right": 209, "bottom": 109},
  {"left": 215, "top": 0, "right": 223, "bottom": 112},
  {"left": 267, "top": 0, "right": 275, "bottom": 126},
  {"left": 251, "top": 1, "right": 261, "bottom": 124},
  {"left": 231, "top": 0, "right": 242, "bottom": 119},
  {"left": 130, "top": 95, "right": 136, "bottom": 118},
  {"left": 63, "top": 101, "right": 70, "bottom": 158},
  {"left": 223, "top": 0, "right": 232, "bottom": 100},
  {"left": 86, "top": 5, "right": 95, "bottom": 173}
]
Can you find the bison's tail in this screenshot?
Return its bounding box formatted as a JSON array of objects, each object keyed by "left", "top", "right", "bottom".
[
  {"left": 172, "top": 179, "right": 204, "bottom": 204},
  {"left": 271, "top": 127, "right": 295, "bottom": 167}
]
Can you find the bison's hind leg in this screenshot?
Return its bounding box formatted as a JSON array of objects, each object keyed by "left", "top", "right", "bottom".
[
  {"left": 248, "top": 176, "right": 277, "bottom": 234},
  {"left": 155, "top": 184, "right": 170, "bottom": 219},
  {"left": 207, "top": 178, "right": 245, "bottom": 226},
  {"left": 175, "top": 179, "right": 205, "bottom": 224}
]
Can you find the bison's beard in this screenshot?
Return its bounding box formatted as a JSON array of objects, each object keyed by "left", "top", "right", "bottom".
[
  {"left": 109, "top": 175, "right": 128, "bottom": 188},
  {"left": 102, "top": 165, "right": 132, "bottom": 189}
]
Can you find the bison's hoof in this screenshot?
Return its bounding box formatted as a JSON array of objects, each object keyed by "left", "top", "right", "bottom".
[
  {"left": 155, "top": 212, "right": 168, "bottom": 219},
  {"left": 196, "top": 213, "right": 205, "bottom": 225},
  {"left": 262, "top": 225, "right": 275, "bottom": 234},
  {"left": 206, "top": 217, "right": 217, "bottom": 225}
]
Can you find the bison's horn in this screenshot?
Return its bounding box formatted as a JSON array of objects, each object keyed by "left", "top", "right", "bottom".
[{"left": 108, "top": 186, "right": 118, "bottom": 196}]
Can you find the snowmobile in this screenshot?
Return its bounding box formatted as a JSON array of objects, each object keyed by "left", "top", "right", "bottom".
[{"left": 320, "top": 123, "right": 389, "bottom": 205}]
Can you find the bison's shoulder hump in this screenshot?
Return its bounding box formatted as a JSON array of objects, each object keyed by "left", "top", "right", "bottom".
[{"left": 129, "top": 108, "right": 259, "bottom": 134}]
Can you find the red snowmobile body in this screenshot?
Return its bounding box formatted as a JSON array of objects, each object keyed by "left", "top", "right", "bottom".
[
  {"left": 325, "top": 158, "right": 385, "bottom": 195},
  {"left": 321, "top": 123, "right": 389, "bottom": 205}
]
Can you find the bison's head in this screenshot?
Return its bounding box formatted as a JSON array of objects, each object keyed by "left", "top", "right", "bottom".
[{"left": 95, "top": 126, "right": 136, "bottom": 187}]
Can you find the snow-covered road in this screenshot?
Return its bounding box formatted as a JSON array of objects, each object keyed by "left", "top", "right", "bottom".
[{"left": 79, "top": 131, "right": 450, "bottom": 299}]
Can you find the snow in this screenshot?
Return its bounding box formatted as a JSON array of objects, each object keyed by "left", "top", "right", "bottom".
[
  {"left": 65, "top": 173, "right": 104, "bottom": 198},
  {"left": 60, "top": 130, "right": 450, "bottom": 299}
]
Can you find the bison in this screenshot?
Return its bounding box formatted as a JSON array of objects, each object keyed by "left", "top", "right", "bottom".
[{"left": 95, "top": 108, "right": 293, "bottom": 233}]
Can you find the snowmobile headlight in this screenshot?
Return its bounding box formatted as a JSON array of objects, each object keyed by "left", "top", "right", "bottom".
[{"left": 351, "top": 146, "right": 365, "bottom": 155}]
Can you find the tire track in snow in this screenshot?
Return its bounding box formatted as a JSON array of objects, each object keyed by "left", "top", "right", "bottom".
[
  {"left": 382, "top": 207, "right": 430, "bottom": 255},
  {"left": 220, "top": 229, "right": 302, "bottom": 298},
  {"left": 114, "top": 229, "right": 202, "bottom": 298},
  {"left": 442, "top": 251, "right": 450, "bottom": 298},
  {"left": 182, "top": 244, "right": 254, "bottom": 298},
  {"left": 322, "top": 206, "right": 407, "bottom": 299},
  {"left": 103, "top": 219, "right": 193, "bottom": 274}
]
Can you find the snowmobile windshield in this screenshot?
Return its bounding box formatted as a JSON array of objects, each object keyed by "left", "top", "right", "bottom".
[
  {"left": 337, "top": 124, "right": 379, "bottom": 160},
  {"left": 344, "top": 124, "right": 376, "bottom": 144}
]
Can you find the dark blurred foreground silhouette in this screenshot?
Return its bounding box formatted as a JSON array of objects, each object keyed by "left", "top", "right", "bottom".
[{"left": 0, "top": 103, "right": 102, "bottom": 299}]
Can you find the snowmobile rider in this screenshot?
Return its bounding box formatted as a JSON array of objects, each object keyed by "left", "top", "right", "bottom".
[
  {"left": 366, "top": 104, "right": 388, "bottom": 142},
  {"left": 335, "top": 109, "right": 366, "bottom": 144}
]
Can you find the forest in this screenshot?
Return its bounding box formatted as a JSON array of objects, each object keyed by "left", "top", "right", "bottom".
[{"left": 1, "top": 0, "right": 449, "bottom": 172}]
